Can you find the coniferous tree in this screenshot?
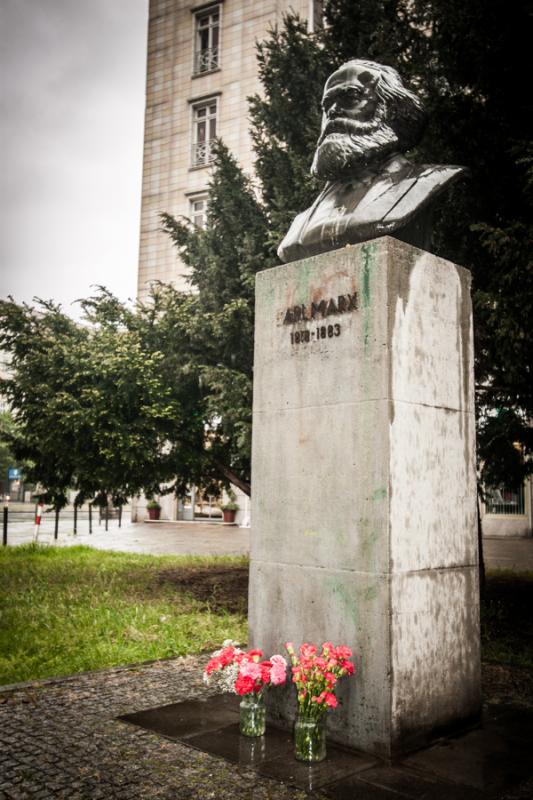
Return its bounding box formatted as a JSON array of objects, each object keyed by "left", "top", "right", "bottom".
[{"left": 160, "top": 142, "right": 275, "bottom": 494}]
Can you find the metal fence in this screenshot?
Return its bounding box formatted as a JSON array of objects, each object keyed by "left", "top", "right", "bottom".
[
  {"left": 2, "top": 502, "right": 128, "bottom": 545},
  {"left": 485, "top": 484, "right": 526, "bottom": 515}
]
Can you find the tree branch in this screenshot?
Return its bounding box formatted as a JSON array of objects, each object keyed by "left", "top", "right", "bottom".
[{"left": 213, "top": 459, "right": 251, "bottom": 497}]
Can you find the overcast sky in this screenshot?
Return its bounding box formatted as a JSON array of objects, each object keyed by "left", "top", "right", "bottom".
[{"left": 1, "top": 0, "right": 149, "bottom": 318}]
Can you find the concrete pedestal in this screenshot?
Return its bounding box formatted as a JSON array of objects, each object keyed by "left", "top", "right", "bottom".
[{"left": 249, "top": 237, "right": 481, "bottom": 759}]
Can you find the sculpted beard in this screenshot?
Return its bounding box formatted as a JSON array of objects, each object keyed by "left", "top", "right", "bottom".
[{"left": 311, "top": 110, "right": 399, "bottom": 181}]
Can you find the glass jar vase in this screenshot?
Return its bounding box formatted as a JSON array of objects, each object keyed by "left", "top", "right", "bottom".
[
  {"left": 294, "top": 711, "right": 327, "bottom": 762},
  {"left": 239, "top": 693, "right": 266, "bottom": 737}
]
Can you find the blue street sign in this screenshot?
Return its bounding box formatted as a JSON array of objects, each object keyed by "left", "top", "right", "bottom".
[{"left": 8, "top": 468, "right": 21, "bottom": 480}]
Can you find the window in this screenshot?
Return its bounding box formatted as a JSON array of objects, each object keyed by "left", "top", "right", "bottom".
[
  {"left": 485, "top": 484, "right": 526, "bottom": 515},
  {"left": 189, "top": 194, "right": 208, "bottom": 228},
  {"left": 194, "top": 6, "right": 220, "bottom": 74},
  {"left": 191, "top": 99, "right": 217, "bottom": 167},
  {"left": 308, "top": 1, "right": 323, "bottom": 32}
]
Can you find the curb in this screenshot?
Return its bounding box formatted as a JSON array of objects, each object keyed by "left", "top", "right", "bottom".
[{"left": 0, "top": 653, "right": 209, "bottom": 695}]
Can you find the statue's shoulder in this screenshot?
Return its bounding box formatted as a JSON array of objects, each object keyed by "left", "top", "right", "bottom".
[
  {"left": 277, "top": 201, "right": 323, "bottom": 262},
  {"left": 403, "top": 161, "right": 466, "bottom": 195},
  {"left": 377, "top": 161, "right": 466, "bottom": 225},
  {"left": 384, "top": 163, "right": 467, "bottom": 206},
  {"left": 277, "top": 158, "right": 467, "bottom": 262}
]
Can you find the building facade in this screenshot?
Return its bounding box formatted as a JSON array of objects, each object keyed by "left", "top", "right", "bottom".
[
  {"left": 137, "top": 0, "right": 321, "bottom": 300},
  {"left": 134, "top": 0, "right": 320, "bottom": 521}
]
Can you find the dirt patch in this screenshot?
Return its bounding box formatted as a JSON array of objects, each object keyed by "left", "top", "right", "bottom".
[{"left": 155, "top": 565, "right": 249, "bottom": 614}]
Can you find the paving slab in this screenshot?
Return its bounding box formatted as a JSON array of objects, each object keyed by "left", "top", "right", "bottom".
[
  {"left": 120, "top": 694, "right": 240, "bottom": 739},
  {"left": 188, "top": 722, "right": 297, "bottom": 769}
]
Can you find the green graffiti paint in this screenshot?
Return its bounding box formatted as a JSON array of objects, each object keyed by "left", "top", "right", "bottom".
[
  {"left": 363, "top": 585, "right": 378, "bottom": 602},
  {"left": 296, "top": 258, "right": 315, "bottom": 303},
  {"left": 326, "top": 578, "right": 379, "bottom": 628},
  {"left": 360, "top": 243, "right": 376, "bottom": 351},
  {"left": 361, "top": 528, "right": 381, "bottom": 572},
  {"left": 336, "top": 530, "right": 348, "bottom": 546},
  {"left": 361, "top": 245, "right": 373, "bottom": 308},
  {"left": 327, "top": 579, "right": 359, "bottom": 623},
  {"left": 372, "top": 488, "right": 387, "bottom": 501}
]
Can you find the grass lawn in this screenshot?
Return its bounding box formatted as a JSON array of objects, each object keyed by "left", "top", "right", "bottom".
[
  {"left": 0, "top": 544, "right": 247, "bottom": 686},
  {"left": 1, "top": 546, "right": 532, "bottom": 687},
  {"left": 481, "top": 569, "right": 533, "bottom": 670}
]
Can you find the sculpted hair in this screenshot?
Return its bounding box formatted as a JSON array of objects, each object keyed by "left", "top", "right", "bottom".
[{"left": 342, "top": 59, "right": 426, "bottom": 150}]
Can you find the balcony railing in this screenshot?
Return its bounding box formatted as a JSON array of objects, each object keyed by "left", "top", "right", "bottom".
[
  {"left": 194, "top": 47, "right": 219, "bottom": 75},
  {"left": 191, "top": 139, "right": 216, "bottom": 168}
]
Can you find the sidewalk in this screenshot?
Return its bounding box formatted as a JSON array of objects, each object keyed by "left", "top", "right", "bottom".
[
  {"left": 483, "top": 538, "right": 533, "bottom": 571},
  {"left": 0, "top": 656, "right": 531, "bottom": 799},
  {"left": 3, "top": 515, "right": 250, "bottom": 557}
]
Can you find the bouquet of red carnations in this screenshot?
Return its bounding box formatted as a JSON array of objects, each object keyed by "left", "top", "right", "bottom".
[
  {"left": 203, "top": 640, "right": 287, "bottom": 696},
  {"left": 286, "top": 641, "right": 355, "bottom": 718},
  {"left": 203, "top": 640, "right": 288, "bottom": 736},
  {"left": 286, "top": 641, "right": 355, "bottom": 761}
]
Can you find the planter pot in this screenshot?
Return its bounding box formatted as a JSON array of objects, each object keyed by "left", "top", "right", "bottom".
[
  {"left": 294, "top": 711, "right": 327, "bottom": 762},
  {"left": 239, "top": 693, "right": 266, "bottom": 737},
  {"left": 222, "top": 509, "right": 236, "bottom": 523},
  {"left": 147, "top": 508, "right": 161, "bottom": 520}
]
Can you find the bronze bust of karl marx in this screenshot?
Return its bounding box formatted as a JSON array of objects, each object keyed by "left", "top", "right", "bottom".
[{"left": 278, "top": 59, "right": 466, "bottom": 263}]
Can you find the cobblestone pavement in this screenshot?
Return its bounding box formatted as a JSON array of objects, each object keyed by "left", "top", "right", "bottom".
[{"left": 0, "top": 657, "right": 305, "bottom": 800}]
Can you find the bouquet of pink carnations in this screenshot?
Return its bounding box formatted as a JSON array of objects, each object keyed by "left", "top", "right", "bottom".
[
  {"left": 203, "top": 640, "right": 287, "bottom": 696},
  {"left": 286, "top": 641, "right": 355, "bottom": 719}
]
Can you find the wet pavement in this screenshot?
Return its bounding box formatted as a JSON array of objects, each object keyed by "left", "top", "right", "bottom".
[
  {"left": 3, "top": 513, "right": 250, "bottom": 557},
  {"left": 4, "top": 512, "right": 533, "bottom": 571},
  {"left": 1, "top": 657, "right": 531, "bottom": 799},
  {"left": 121, "top": 693, "right": 533, "bottom": 798}
]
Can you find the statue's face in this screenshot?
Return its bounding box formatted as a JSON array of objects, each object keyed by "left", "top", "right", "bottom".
[
  {"left": 321, "top": 63, "right": 380, "bottom": 135},
  {"left": 311, "top": 61, "right": 399, "bottom": 181}
]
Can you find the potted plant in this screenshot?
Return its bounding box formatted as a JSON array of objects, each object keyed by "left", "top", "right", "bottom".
[
  {"left": 146, "top": 499, "right": 161, "bottom": 520},
  {"left": 221, "top": 497, "right": 239, "bottom": 524}
]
